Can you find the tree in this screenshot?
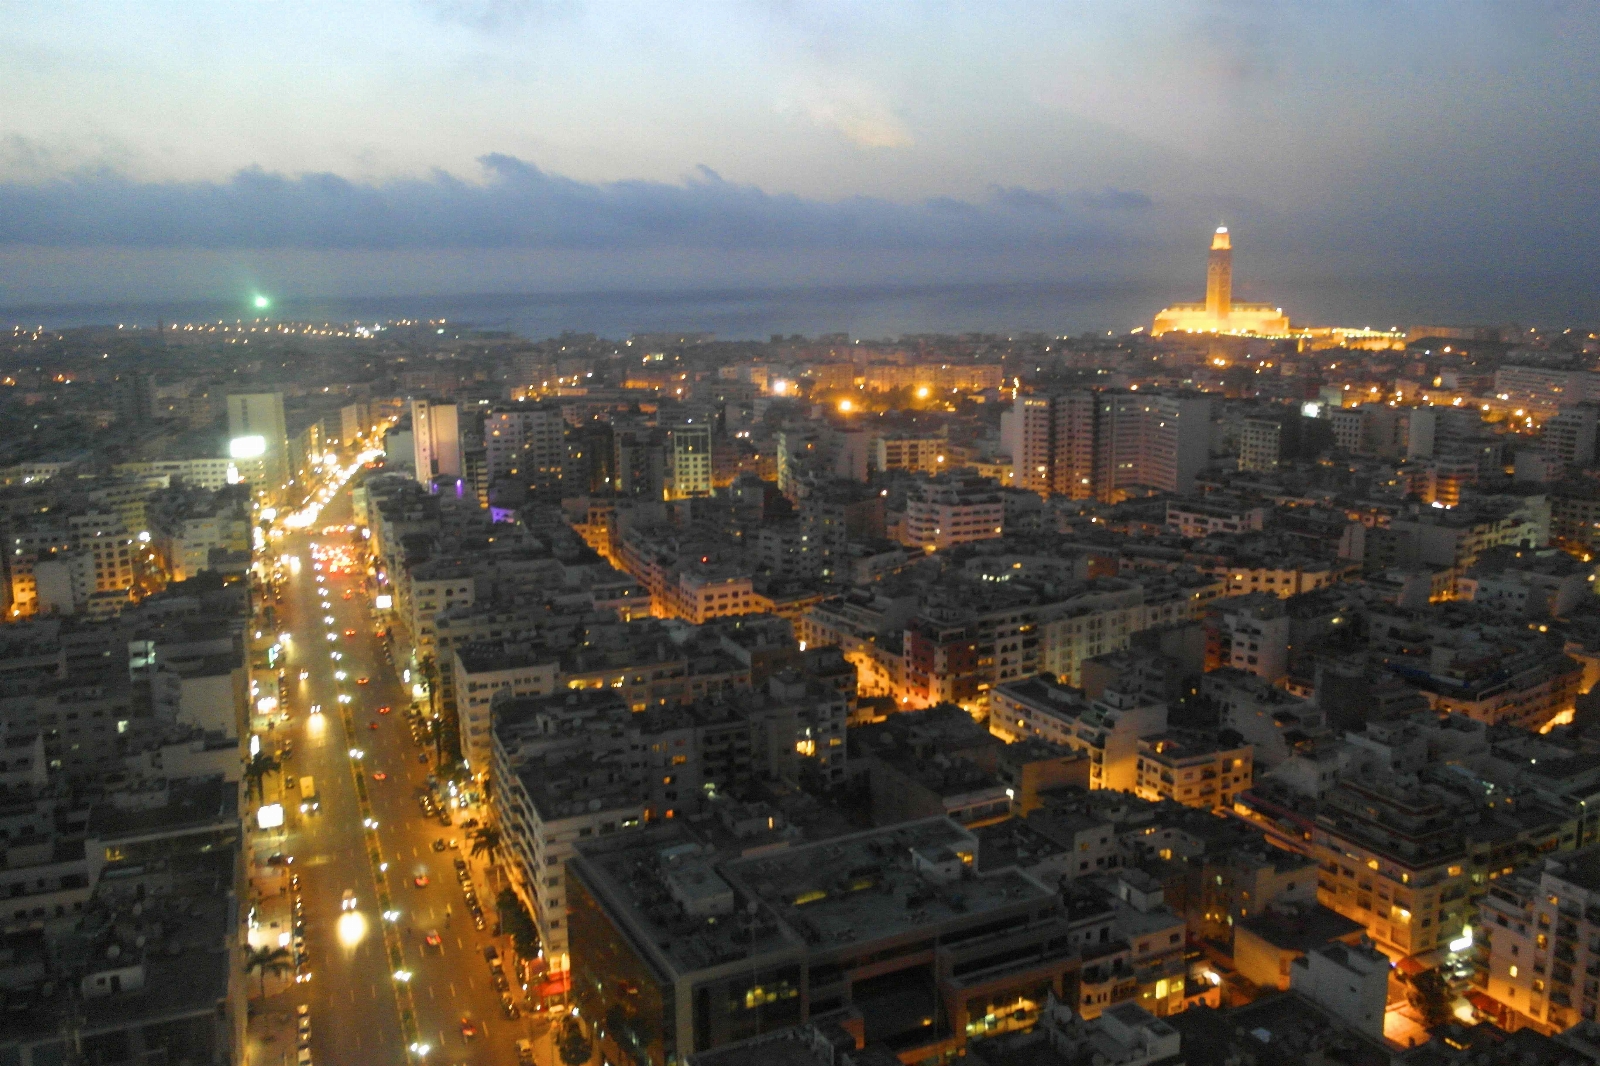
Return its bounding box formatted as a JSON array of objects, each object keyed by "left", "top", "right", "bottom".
[
  {"left": 497, "top": 888, "right": 540, "bottom": 959},
  {"left": 557, "top": 1014, "right": 592, "bottom": 1066},
  {"left": 1409, "top": 969, "right": 1455, "bottom": 1030},
  {"left": 243, "top": 944, "right": 293, "bottom": 998},
  {"left": 470, "top": 826, "right": 501, "bottom": 862},
  {"left": 243, "top": 751, "right": 281, "bottom": 804}
]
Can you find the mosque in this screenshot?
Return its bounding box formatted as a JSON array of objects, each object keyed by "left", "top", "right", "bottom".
[{"left": 1151, "top": 227, "right": 1292, "bottom": 336}]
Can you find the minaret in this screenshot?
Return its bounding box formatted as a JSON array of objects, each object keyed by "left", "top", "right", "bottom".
[{"left": 1205, "top": 226, "right": 1232, "bottom": 323}]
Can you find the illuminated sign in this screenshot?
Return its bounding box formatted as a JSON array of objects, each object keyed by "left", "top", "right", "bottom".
[
  {"left": 230, "top": 435, "right": 267, "bottom": 459},
  {"left": 374, "top": 594, "right": 393, "bottom": 610},
  {"left": 1449, "top": 926, "right": 1473, "bottom": 953},
  {"left": 257, "top": 803, "right": 284, "bottom": 829},
  {"left": 1300, "top": 401, "right": 1324, "bottom": 419}
]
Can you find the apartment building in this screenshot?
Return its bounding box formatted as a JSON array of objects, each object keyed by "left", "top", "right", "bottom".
[
  {"left": 668, "top": 421, "right": 714, "bottom": 499},
  {"left": 1133, "top": 731, "right": 1253, "bottom": 812},
  {"left": 902, "top": 476, "right": 1005, "bottom": 551},
  {"left": 484, "top": 402, "right": 566, "bottom": 486},
  {"left": 989, "top": 676, "right": 1166, "bottom": 792},
  {"left": 874, "top": 435, "right": 945, "bottom": 474},
  {"left": 1012, "top": 390, "right": 1212, "bottom": 502},
  {"left": 1305, "top": 775, "right": 1578, "bottom": 962},
  {"left": 1479, "top": 844, "right": 1600, "bottom": 1032},
  {"left": 1238, "top": 418, "right": 1282, "bottom": 473},
  {"left": 1210, "top": 593, "right": 1291, "bottom": 682},
  {"left": 453, "top": 643, "right": 559, "bottom": 776}
]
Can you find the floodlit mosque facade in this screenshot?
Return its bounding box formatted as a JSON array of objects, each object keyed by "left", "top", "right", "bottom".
[{"left": 1151, "top": 227, "right": 1293, "bottom": 337}]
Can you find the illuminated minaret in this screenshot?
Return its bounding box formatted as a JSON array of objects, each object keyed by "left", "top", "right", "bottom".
[{"left": 1205, "top": 225, "right": 1232, "bottom": 322}]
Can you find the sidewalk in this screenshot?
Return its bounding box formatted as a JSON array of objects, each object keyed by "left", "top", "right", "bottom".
[
  {"left": 243, "top": 769, "right": 308, "bottom": 1064},
  {"left": 243, "top": 856, "right": 303, "bottom": 1066}
]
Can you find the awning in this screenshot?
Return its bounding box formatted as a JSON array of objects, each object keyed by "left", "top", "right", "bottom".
[
  {"left": 1397, "top": 956, "right": 1429, "bottom": 977},
  {"left": 539, "top": 972, "right": 572, "bottom": 998},
  {"left": 1467, "top": 991, "right": 1502, "bottom": 1014}
]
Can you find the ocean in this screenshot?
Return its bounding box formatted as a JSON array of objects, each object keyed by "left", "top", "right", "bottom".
[{"left": 0, "top": 280, "right": 1175, "bottom": 343}]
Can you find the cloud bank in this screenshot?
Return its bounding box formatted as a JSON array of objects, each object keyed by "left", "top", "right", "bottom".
[{"left": 0, "top": 155, "right": 1159, "bottom": 254}]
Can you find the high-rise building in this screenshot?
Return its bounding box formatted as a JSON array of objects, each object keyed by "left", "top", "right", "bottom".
[
  {"left": 667, "top": 421, "right": 713, "bottom": 499},
  {"left": 225, "top": 392, "right": 288, "bottom": 500},
  {"left": 1238, "top": 418, "right": 1282, "bottom": 473},
  {"left": 1013, "top": 390, "right": 1212, "bottom": 502},
  {"left": 116, "top": 371, "right": 155, "bottom": 425},
  {"left": 483, "top": 403, "right": 565, "bottom": 487},
  {"left": 411, "top": 399, "right": 461, "bottom": 486},
  {"left": 1546, "top": 405, "right": 1600, "bottom": 469}
]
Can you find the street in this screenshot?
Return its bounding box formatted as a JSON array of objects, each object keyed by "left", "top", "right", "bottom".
[{"left": 246, "top": 487, "right": 552, "bottom": 1066}]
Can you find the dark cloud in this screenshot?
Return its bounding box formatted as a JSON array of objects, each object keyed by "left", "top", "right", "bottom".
[{"left": 0, "top": 156, "right": 1158, "bottom": 255}]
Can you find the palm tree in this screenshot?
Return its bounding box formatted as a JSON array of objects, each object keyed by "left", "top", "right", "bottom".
[
  {"left": 243, "top": 944, "right": 293, "bottom": 998},
  {"left": 469, "top": 826, "right": 502, "bottom": 862},
  {"left": 243, "top": 751, "right": 281, "bottom": 804}
]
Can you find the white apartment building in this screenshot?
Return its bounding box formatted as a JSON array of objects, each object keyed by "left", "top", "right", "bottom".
[
  {"left": 1479, "top": 843, "right": 1600, "bottom": 1032},
  {"left": 667, "top": 422, "right": 713, "bottom": 499},
  {"left": 1289, "top": 941, "right": 1389, "bottom": 1039},
  {"left": 989, "top": 677, "right": 1166, "bottom": 792},
  {"left": 454, "top": 646, "right": 559, "bottom": 777},
  {"left": 902, "top": 476, "right": 1004, "bottom": 551},
  {"left": 1213, "top": 594, "right": 1291, "bottom": 682},
  {"left": 412, "top": 399, "right": 462, "bottom": 485}
]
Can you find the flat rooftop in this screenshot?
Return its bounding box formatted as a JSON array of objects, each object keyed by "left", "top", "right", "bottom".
[
  {"left": 721, "top": 818, "right": 1050, "bottom": 950},
  {"left": 576, "top": 817, "right": 1055, "bottom": 979}
]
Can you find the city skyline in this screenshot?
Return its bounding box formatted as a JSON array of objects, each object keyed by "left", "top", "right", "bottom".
[{"left": 2, "top": 2, "right": 1598, "bottom": 325}]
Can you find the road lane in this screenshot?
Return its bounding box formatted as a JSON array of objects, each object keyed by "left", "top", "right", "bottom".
[{"left": 270, "top": 497, "right": 545, "bottom": 1066}]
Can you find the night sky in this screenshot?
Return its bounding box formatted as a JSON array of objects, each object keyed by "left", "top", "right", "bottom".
[{"left": 2, "top": 1, "right": 1597, "bottom": 324}]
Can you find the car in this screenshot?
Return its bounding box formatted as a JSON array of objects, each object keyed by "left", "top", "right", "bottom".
[
  {"left": 472, "top": 911, "right": 487, "bottom": 930},
  {"left": 483, "top": 945, "right": 500, "bottom": 963},
  {"left": 369, "top": 721, "right": 379, "bottom": 730},
  {"left": 267, "top": 853, "right": 292, "bottom": 866},
  {"left": 517, "top": 1039, "right": 536, "bottom": 1065},
  {"left": 340, "top": 889, "right": 356, "bottom": 911},
  {"left": 492, "top": 971, "right": 510, "bottom": 992},
  {"left": 372, "top": 772, "right": 387, "bottom": 781},
  {"left": 424, "top": 930, "right": 442, "bottom": 947},
  {"left": 299, "top": 670, "right": 310, "bottom": 681},
  {"left": 418, "top": 753, "right": 430, "bottom": 763},
  {"left": 413, "top": 875, "right": 430, "bottom": 888},
  {"left": 297, "top": 1004, "right": 309, "bottom": 1018},
  {"left": 298, "top": 1016, "right": 311, "bottom": 1035},
  {"left": 343, "top": 629, "right": 356, "bottom": 637},
  {"left": 501, "top": 994, "right": 520, "bottom": 1020},
  {"left": 309, "top": 704, "right": 322, "bottom": 715},
  {"left": 297, "top": 1049, "right": 312, "bottom": 1066},
  {"left": 432, "top": 839, "right": 447, "bottom": 852},
  {"left": 438, "top": 812, "right": 452, "bottom": 827},
  {"left": 357, "top": 677, "right": 370, "bottom": 686},
  {"left": 377, "top": 705, "right": 392, "bottom": 714},
  {"left": 455, "top": 858, "right": 469, "bottom": 873},
  {"left": 342, "top": 591, "right": 352, "bottom": 600},
  {"left": 459, "top": 1018, "right": 478, "bottom": 1040},
  {"left": 290, "top": 874, "right": 301, "bottom": 890}
]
